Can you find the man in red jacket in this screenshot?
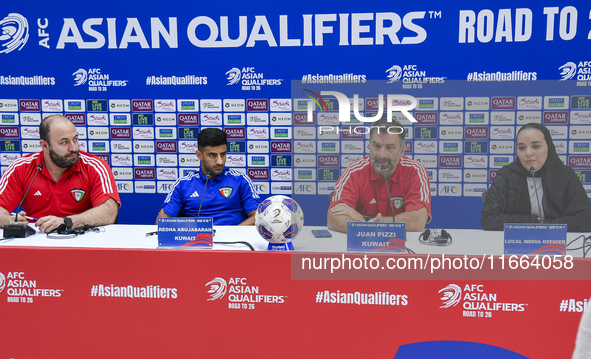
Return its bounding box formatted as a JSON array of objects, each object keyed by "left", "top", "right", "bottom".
[{"left": 0, "top": 115, "right": 120, "bottom": 233}]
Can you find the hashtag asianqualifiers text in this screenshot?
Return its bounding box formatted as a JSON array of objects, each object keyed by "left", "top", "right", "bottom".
[
  {"left": 315, "top": 290, "right": 408, "bottom": 306},
  {"left": 145, "top": 75, "right": 207, "bottom": 85},
  {"left": 90, "top": 284, "right": 178, "bottom": 299}
]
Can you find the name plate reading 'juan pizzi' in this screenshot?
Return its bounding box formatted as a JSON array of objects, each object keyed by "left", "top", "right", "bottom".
[
  {"left": 157, "top": 217, "right": 214, "bottom": 248},
  {"left": 504, "top": 223, "right": 567, "bottom": 255},
  {"left": 347, "top": 222, "right": 406, "bottom": 252}
]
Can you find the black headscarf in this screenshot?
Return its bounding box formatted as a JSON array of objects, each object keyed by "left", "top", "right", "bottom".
[{"left": 506, "top": 123, "right": 591, "bottom": 228}]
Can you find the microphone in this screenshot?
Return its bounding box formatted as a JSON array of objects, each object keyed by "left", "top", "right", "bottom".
[
  {"left": 529, "top": 166, "right": 544, "bottom": 223},
  {"left": 197, "top": 172, "right": 211, "bottom": 218},
  {"left": 4, "top": 163, "right": 43, "bottom": 238},
  {"left": 380, "top": 165, "right": 396, "bottom": 222}
]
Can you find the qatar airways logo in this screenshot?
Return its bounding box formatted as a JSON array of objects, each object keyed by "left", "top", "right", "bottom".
[
  {"left": 0, "top": 127, "right": 19, "bottom": 138},
  {"left": 156, "top": 141, "right": 177, "bottom": 153},
  {"left": 132, "top": 100, "right": 153, "bottom": 112},
  {"left": 294, "top": 113, "right": 314, "bottom": 126},
  {"left": 543, "top": 111, "right": 568, "bottom": 124},
  {"left": 271, "top": 141, "right": 291, "bottom": 153},
  {"left": 247, "top": 168, "right": 269, "bottom": 180},
  {"left": 134, "top": 168, "right": 155, "bottom": 180},
  {"left": 465, "top": 127, "right": 488, "bottom": 139},
  {"left": 65, "top": 113, "right": 86, "bottom": 125},
  {"left": 569, "top": 156, "right": 591, "bottom": 169},
  {"left": 491, "top": 97, "right": 515, "bottom": 110},
  {"left": 414, "top": 112, "right": 438, "bottom": 124},
  {"left": 247, "top": 99, "right": 268, "bottom": 112},
  {"left": 19, "top": 100, "right": 40, "bottom": 111},
  {"left": 110, "top": 128, "right": 131, "bottom": 139},
  {"left": 178, "top": 114, "right": 199, "bottom": 125},
  {"left": 318, "top": 155, "right": 339, "bottom": 167},
  {"left": 439, "top": 155, "right": 462, "bottom": 168},
  {"left": 225, "top": 129, "right": 245, "bottom": 139},
  {"left": 366, "top": 98, "right": 386, "bottom": 111}
]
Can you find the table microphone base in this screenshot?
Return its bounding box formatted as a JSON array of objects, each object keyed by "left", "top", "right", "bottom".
[{"left": 3, "top": 224, "right": 36, "bottom": 238}]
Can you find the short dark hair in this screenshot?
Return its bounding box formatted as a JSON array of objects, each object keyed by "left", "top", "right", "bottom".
[
  {"left": 197, "top": 128, "right": 227, "bottom": 151},
  {"left": 369, "top": 117, "right": 405, "bottom": 145},
  {"left": 39, "top": 115, "right": 65, "bottom": 142}
]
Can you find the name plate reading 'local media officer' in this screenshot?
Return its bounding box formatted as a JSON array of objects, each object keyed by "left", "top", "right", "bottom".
[
  {"left": 504, "top": 224, "right": 567, "bottom": 255},
  {"left": 157, "top": 217, "right": 214, "bottom": 248},
  {"left": 347, "top": 222, "right": 406, "bottom": 252}
]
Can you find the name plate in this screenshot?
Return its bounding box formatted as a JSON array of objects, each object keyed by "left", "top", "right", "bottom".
[
  {"left": 504, "top": 223, "right": 567, "bottom": 255},
  {"left": 158, "top": 217, "right": 214, "bottom": 248},
  {"left": 347, "top": 222, "right": 406, "bottom": 252}
]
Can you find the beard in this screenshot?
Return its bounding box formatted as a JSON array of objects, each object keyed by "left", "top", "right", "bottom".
[
  {"left": 372, "top": 156, "right": 395, "bottom": 174},
  {"left": 49, "top": 145, "right": 79, "bottom": 168}
]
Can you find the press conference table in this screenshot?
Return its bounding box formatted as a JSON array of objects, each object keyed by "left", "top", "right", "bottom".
[
  {"left": 0, "top": 224, "right": 588, "bottom": 257},
  {"left": 0, "top": 225, "right": 590, "bottom": 359}
]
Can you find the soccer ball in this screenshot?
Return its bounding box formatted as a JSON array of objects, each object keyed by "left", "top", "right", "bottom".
[{"left": 255, "top": 195, "right": 304, "bottom": 243}]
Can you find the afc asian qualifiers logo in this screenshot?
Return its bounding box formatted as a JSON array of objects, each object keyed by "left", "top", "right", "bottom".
[
  {"left": 439, "top": 284, "right": 461, "bottom": 308},
  {"left": 226, "top": 68, "right": 241, "bottom": 85},
  {"left": 73, "top": 69, "right": 87, "bottom": 86},
  {"left": 386, "top": 65, "right": 402, "bottom": 83},
  {"left": 0, "top": 272, "right": 5, "bottom": 293},
  {"left": 206, "top": 277, "right": 227, "bottom": 301},
  {"left": 559, "top": 62, "right": 576, "bottom": 81},
  {"left": 0, "top": 13, "right": 29, "bottom": 54}
]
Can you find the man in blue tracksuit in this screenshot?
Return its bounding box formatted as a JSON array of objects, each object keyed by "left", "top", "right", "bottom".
[{"left": 156, "top": 128, "right": 261, "bottom": 225}]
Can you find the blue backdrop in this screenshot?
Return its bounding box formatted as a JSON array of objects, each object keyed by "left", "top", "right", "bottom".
[{"left": 1, "top": 0, "right": 590, "bottom": 227}]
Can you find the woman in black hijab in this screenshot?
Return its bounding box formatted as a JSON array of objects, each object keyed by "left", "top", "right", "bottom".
[{"left": 481, "top": 123, "right": 591, "bottom": 232}]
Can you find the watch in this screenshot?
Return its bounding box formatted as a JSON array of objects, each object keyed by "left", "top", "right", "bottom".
[{"left": 63, "top": 217, "right": 73, "bottom": 230}]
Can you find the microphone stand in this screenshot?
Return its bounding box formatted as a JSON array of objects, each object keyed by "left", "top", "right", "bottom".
[
  {"left": 530, "top": 166, "right": 544, "bottom": 223},
  {"left": 4, "top": 163, "right": 43, "bottom": 238},
  {"left": 197, "top": 172, "right": 211, "bottom": 218},
  {"left": 380, "top": 165, "right": 396, "bottom": 222}
]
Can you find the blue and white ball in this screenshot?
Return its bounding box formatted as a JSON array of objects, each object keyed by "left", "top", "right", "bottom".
[{"left": 255, "top": 195, "right": 304, "bottom": 243}]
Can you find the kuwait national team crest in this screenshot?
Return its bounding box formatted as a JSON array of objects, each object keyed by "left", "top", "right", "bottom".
[
  {"left": 71, "top": 189, "right": 86, "bottom": 202},
  {"left": 219, "top": 186, "right": 233, "bottom": 198},
  {"left": 392, "top": 196, "right": 403, "bottom": 210}
]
